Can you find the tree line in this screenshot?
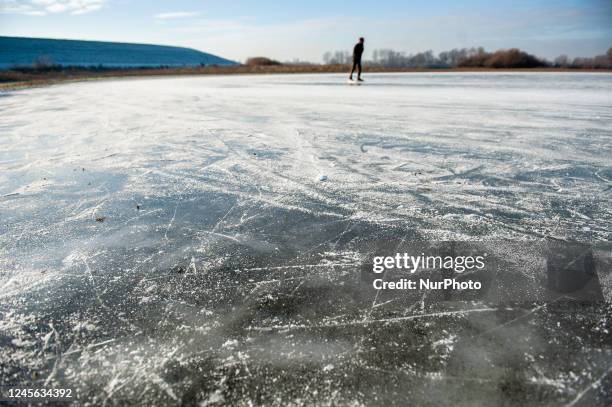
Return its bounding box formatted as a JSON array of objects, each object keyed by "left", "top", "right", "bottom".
[{"left": 322, "top": 47, "right": 612, "bottom": 69}]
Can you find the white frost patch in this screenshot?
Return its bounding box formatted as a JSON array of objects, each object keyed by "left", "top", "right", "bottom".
[
  {"left": 72, "top": 321, "right": 97, "bottom": 332},
  {"left": 11, "top": 338, "right": 36, "bottom": 347},
  {"left": 63, "top": 251, "right": 86, "bottom": 268},
  {"left": 222, "top": 339, "right": 239, "bottom": 349},
  {"left": 433, "top": 334, "right": 457, "bottom": 348},
  {"left": 529, "top": 375, "right": 568, "bottom": 392},
  {"left": 200, "top": 389, "right": 225, "bottom": 406},
  {"left": 432, "top": 334, "right": 458, "bottom": 362}
]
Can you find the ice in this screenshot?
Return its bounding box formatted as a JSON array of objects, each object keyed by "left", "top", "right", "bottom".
[{"left": 0, "top": 73, "right": 611, "bottom": 405}]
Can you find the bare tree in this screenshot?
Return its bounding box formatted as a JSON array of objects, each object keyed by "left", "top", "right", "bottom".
[
  {"left": 554, "top": 55, "right": 570, "bottom": 67},
  {"left": 323, "top": 52, "right": 333, "bottom": 65},
  {"left": 321, "top": 46, "right": 609, "bottom": 69}
]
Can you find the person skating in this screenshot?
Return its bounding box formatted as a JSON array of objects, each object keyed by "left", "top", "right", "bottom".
[{"left": 349, "top": 37, "right": 365, "bottom": 82}]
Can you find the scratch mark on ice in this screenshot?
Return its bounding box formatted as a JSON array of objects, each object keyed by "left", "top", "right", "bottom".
[{"left": 248, "top": 308, "right": 498, "bottom": 332}]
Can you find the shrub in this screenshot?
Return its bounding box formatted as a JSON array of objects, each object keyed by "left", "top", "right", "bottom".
[
  {"left": 245, "top": 57, "right": 282, "bottom": 66},
  {"left": 569, "top": 48, "right": 612, "bottom": 69},
  {"left": 459, "top": 48, "right": 548, "bottom": 68}
]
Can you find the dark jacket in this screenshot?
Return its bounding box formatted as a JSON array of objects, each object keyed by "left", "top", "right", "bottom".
[{"left": 353, "top": 43, "right": 364, "bottom": 61}]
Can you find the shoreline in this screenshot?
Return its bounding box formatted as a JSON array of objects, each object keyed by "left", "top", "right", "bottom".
[{"left": 2, "top": 65, "right": 611, "bottom": 91}]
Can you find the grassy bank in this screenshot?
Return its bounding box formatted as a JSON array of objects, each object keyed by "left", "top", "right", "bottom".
[{"left": 1, "top": 64, "right": 611, "bottom": 90}]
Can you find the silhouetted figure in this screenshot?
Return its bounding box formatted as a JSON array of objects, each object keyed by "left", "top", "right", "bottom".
[{"left": 350, "top": 37, "right": 365, "bottom": 81}]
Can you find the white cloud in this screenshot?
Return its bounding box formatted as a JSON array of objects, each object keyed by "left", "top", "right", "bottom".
[
  {"left": 154, "top": 11, "right": 199, "bottom": 20},
  {"left": 0, "top": 0, "right": 106, "bottom": 16}
]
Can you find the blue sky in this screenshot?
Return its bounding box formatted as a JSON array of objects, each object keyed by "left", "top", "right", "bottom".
[{"left": 1, "top": 0, "right": 611, "bottom": 62}]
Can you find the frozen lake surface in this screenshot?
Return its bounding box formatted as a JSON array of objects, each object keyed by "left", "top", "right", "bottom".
[{"left": 1, "top": 73, "right": 611, "bottom": 405}]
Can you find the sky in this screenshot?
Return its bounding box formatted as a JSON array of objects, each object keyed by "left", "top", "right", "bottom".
[{"left": 1, "top": 0, "right": 611, "bottom": 63}]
